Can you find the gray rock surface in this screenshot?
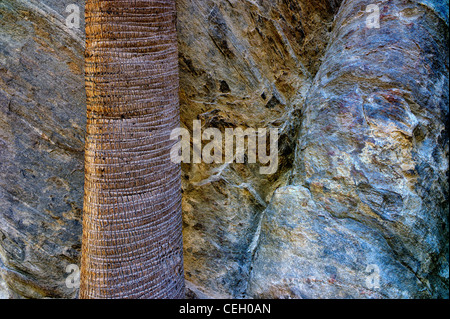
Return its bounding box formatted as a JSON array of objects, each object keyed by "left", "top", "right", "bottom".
[
  {"left": 0, "top": 0, "right": 448, "bottom": 298},
  {"left": 177, "top": 0, "right": 341, "bottom": 298},
  {"left": 248, "top": 0, "right": 449, "bottom": 299},
  {"left": 0, "top": 0, "right": 85, "bottom": 298}
]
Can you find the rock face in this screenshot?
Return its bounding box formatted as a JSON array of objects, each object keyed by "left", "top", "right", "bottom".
[
  {"left": 0, "top": 0, "right": 448, "bottom": 298},
  {"left": 0, "top": 0, "right": 85, "bottom": 298},
  {"left": 177, "top": 0, "right": 341, "bottom": 298},
  {"left": 248, "top": 0, "right": 449, "bottom": 298}
]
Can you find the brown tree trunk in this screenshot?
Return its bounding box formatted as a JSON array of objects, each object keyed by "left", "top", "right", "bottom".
[{"left": 80, "top": 0, "right": 184, "bottom": 299}]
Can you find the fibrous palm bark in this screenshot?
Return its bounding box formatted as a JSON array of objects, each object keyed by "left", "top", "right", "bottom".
[{"left": 80, "top": 0, "right": 184, "bottom": 298}]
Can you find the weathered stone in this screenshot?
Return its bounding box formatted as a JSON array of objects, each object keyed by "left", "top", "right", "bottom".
[
  {"left": 248, "top": 186, "right": 424, "bottom": 298},
  {"left": 248, "top": 0, "right": 448, "bottom": 299},
  {"left": 0, "top": 0, "right": 85, "bottom": 298},
  {"left": 0, "top": 0, "right": 448, "bottom": 299},
  {"left": 177, "top": 0, "right": 340, "bottom": 298}
]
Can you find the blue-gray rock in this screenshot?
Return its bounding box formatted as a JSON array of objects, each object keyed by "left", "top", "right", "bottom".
[
  {"left": 0, "top": 0, "right": 85, "bottom": 298},
  {"left": 0, "top": 0, "right": 448, "bottom": 299},
  {"left": 248, "top": 0, "right": 448, "bottom": 299}
]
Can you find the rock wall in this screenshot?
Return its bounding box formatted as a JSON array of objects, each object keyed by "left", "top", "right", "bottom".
[
  {"left": 177, "top": 0, "right": 341, "bottom": 298},
  {"left": 0, "top": 0, "right": 85, "bottom": 298},
  {"left": 0, "top": 0, "right": 448, "bottom": 298},
  {"left": 248, "top": 0, "right": 449, "bottom": 298}
]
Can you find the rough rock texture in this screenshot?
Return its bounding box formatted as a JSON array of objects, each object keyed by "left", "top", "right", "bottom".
[
  {"left": 0, "top": 0, "right": 448, "bottom": 299},
  {"left": 248, "top": 0, "right": 449, "bottom": 298},
  {"left": 0, "top": 0, "right": 85, "bottom": 298},
  {"left": 177, "top": 0, "right": 341, "bottom": 298}
]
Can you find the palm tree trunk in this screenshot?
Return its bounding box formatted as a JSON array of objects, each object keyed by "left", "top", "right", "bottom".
[{"left": 80, "top": 0, "right": 184, "bottom": 299}]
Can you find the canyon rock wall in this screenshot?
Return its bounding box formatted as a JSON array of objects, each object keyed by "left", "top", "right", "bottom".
[
  {"left": 0, "top": 0, "right": 85, "bottom": 298},
  {"left": 248, "top": 0, "right": 449, "bottom": 298},
  {"left": 0, "top": 0, "right": 448, "bottom": 298}
]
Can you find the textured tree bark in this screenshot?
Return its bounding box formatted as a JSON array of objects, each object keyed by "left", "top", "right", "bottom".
[{"left": 80, "top": 0, "right": 184, "bottom": 299}]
